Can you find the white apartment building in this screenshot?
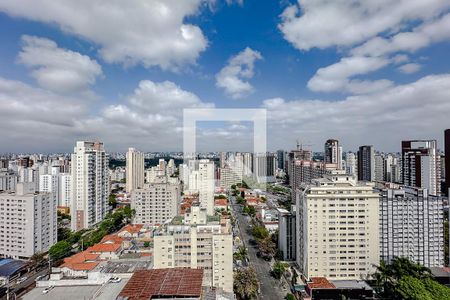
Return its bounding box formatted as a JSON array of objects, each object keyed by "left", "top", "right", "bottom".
[
  {"left": 131, "top": 176, "right": 180, "bottom": 225},
  {"left": 0, "top": 183, "right": 57, "bottom": 259},
  {"left": 59, "top": 173, "right": 72, "bottom": 207},
  {"left": 71, "top": 141, "right": 109, "bottom": 231},
  {"left": 401, "top": 140, "right": 441, "bottom": 196},
  {"left": 345, "top": 152, "right": 357, "bottom": 178},
  {"left": 126, "top": 148, "right": 145, "bottom": 192},
  {"left": 198, "top": 160, "right": 215, "bottom": 215},
  {"left": 0, "top": 170, "right": 17, "bottom": 192},
  {"left": 153, "top": 206, "right": 233, "bottom": 293},
  {"left": 296, "top": 171, "right": 380, "bottom": 280},
  {"left": 379, "top": 186, "right": 444, "bottom": 267}
]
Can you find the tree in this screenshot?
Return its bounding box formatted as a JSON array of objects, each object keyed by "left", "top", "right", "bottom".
[
  {"left": 234, "top": 268, "right": 259, "bottom": 300},
  {"left": 143, "top": 241, "right": 150, "bottom": 248},
  {"left": 285, "top": 294, "right": 295, "bottom": 300},
  {"left": 251, "top": 226, "right": 269, "bottom": 240},
  {"left": 234, "top": 246, "right": 248, "bottom": 261},
  {"left": 29, "top": 252, "right": 46, "bottom": 267},
  {"left": 49, "top": 240, "right": 72, "bottom": 260},
  {"left": 372, "top": 257, "right": 446, "bottom": 299},
  {"left": 395, "top": 276, "right": 433, "bottom": 300},
  {"left": 109, "top": 194, "right": 118, "bottom": 209},
  {"left": 58, "top": 227, "right": 72, "bottom": 241},
  {"left": 272, "top": 261, "right": 288, "bottom": 279},
  {"left": 258, "top": 236, "right": 275, "bottom": 260}
]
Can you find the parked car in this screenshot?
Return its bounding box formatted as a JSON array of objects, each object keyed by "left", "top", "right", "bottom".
[
  {"left": 16, "top": 276, "right": 27, "bottom": 284},
  {"left": 109, "top": 277, "right": 122, "bottom": 283},
  {"left": 42, "top": 286, "right": 54, "bottom": 294}
]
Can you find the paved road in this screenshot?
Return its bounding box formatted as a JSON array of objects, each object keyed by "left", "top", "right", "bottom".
[
  {"left": 1, "top": 268, "right": 48, "bottom": 300},
  {"left": 231, "top": 196, "right": 288, "bottom": 300}
]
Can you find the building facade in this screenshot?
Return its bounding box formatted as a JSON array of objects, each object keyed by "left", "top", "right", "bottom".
[
  {"left": 379, "top": 186, "right": 444, "bottom": 267},
  {"left": 126, "top": 147, "right": 145, "bottom": 192},
  {"left": 153, "top": 207, "right": 233, "bottom": 293},
  {"left": 71, "top": 141, "right": 109, "bottom": 231},
  {"left": 278, "top": 206, "right": 296, "bottom": 261},
  {"left": 357, "top": 145, "right": 375, "bottom": 182},
  {"left": 131, "top": 177, "right": 180, "bottom": 225},
  {"left": 0, "top": 183, "right": 57, "bottom": 259},
  {"left": 401, "top": 140, "right": 441, "bottom": 196},
  {"left": 324, "top": 139, "right": 342, "bottom": 170},
  {"left": 296, "top": 171, "right": 380, "bottom": 280}
]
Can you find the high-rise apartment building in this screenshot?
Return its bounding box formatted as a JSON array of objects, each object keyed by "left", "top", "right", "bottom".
[
  {"left": 357, "top": 145, "right": 375, "bottom": 182},
  {"left": 253, "top": 153, "right": 276, "bottom": 183},
  {"left": 379, "top": 186, "right": 444, "bottom": 267},
  {"left": 374, "top": 154, "right": 384, "bottom": 182},
  {"left": 153, "top": 206, "right": 233, "bottom": 293},
  {"left": 278, "top": 206, "right": 296, "bottom": 261},
  {"left": 345, "top": 152, "right": 357, "bottom": 178},
  {"left": 401, "top": 140, "right": 440, "bottom": 196},
  {"left": 0, "top": 183, "right": 57, "bottom": 259},
  {"left": 59, "top": 173, "right": 72, "bottom": 207},
  {"left": 290, "top": 160, "right": 338, "bottom": 193},
  {"left": 296, "top": 171, "right": 380, "bottom": 280},
  {"left": 131, "top": 176, "right": 180, "bottom": 225},
  {"left": 445, "top": 129, "right": 450, "bottom": 196},
  {"left": 198, "top": 160, "right": 215, "bottom": 215},
  {"left": 126, "top": 148, "right": 145, "bottom": 192},
  {"left": 277, "top": 150, "right": 286, "bottom": 170},
  {"left": 324, "top": 139, "right": 342, "bottom": 170},
  {"left": 242, "top": 152, "right": 253, "bottom": 176},
  {"left": 71, "top": 141, "right": 109, "bottom": 231}
]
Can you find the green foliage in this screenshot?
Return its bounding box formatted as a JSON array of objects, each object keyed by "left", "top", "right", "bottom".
[
  {"left": 143, "top": 241, "right": 150, "bottom": 248},
  {"left": 251, "top": 225, "right": 269, "bottom": 240},
  {"left": 215, "top": 194, "right": 227, "bottom": 199},
  {"left": 57, "top": 227, "right": 72, "bottom": 241},
  {"left": 373, "top": 257, "right": 450, "bottom": 299},
  {"left": 109, "top": 194, "right": 118, "bottom": 209},
  {"left": 236, "top": 196, "right": 245, "bottom": 205},
  {"left": 395, "top": 276, "right": 433, "bottom": 300},
  {"left": 285, "top": 293, "right": 295, "bottom": 300},
  {"left": 49, "top": 240, "right": 72, "bottom": 260},
  {"left": 234, "top": 268, "right": 259, "bottom": 300},
  {"left": 272, "top": 261, "right": 288, "bottom": 279},
  {"left": 243, "top": 205, "right": 256, "bottom": 217},
  {"left": 234, "top": 246, "right": 248, "bottom": 261},
  {"left": 57, "top": 211, "right": 71, "bottom": 220}
]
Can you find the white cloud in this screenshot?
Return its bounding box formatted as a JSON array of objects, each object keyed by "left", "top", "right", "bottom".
[
  {"left": 0, "top": 76, "right": 214, "bottom": 152},
  {"left": 398, "top": 63, "right": 422, "bottom": 74},
  {"left": 263, "top": 73, "right": 450, "bottom": 151},
  {"left": 352, "top": 13, "right": 450, "bottom": 57},
  {"left": 216, "top": 47, "right": 262, "bottom": 99},
  {"left": 17, "top": 35, "right": 102, "bottom": 94},
  {"left": 0, "top": 0, "right": 208, "bottom": 70},
  {"left": 307, "top": 56, "right": 393, "bottom": 93},
  {"left": 279, "top": 0, "right": 450, "bottom": 51}
]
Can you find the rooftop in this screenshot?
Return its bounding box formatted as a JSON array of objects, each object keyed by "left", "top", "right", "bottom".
[
  {"left": 0, "top": 258, "right": 30, "bottom": 278},
  {"left": 117, "top": 268, "right": 203, "bottom": 300},
  {"left": 118, "top": 224, "right": 144, "bottom": 235},
  {"left": 307, "top": 277, "right": 336, "bottom": 289}
]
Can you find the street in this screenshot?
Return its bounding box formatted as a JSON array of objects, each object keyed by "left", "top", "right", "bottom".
[{"left": 231, "top": 196, "right": 288, "bottom": 300}]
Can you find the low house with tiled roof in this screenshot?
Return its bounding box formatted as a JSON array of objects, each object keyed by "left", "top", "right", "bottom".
[
  {"left": 60, "top": 251, "right": 101, "bottom": 277},
  {"left": 87, "top": 242, "right": 122, "bottom": 260},
  {"left": 117, "top": 224, "right": 144, "bottom": 239}
]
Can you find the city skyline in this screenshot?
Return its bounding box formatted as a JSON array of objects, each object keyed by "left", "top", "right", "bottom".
[{"left": 0, "top": 1, "right": 449, "bottom": 152}]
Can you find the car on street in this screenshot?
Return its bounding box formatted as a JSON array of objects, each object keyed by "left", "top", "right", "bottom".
[
  {"left": 42, "top": 285, "right": 54, "bottom": 294},
  {"left": 109, "top": 277, "right": 122, "bottom": 283}
]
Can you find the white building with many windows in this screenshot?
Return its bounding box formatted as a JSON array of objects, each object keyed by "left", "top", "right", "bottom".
[
  {"left": 296, "top": 171, "right": 380, "bottom": 280},
  {"left": 379, "top": 185, "right": 444, "bottom": 267},
  {"left": 126, "top": 147, "right": 144, "bottom": 192},
  {"left": 0, "top": 183, "right": 57, "bottom": 259},
  {"left": 153, "top": 206, "right": 233, "bottom": 293},
  {"left": 131, "top": 176, "right": 180, "bottom": 225},
  {"left": 71, "top": 141, "right": 109, "bottom": 231}
]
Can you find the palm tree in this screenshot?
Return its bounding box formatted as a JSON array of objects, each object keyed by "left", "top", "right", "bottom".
[
  {"left": 234, "top": 268, "right": 259, "bottom": 300},
  {"left": 272, "top": 261, "right": 288, "bottom": 280}
]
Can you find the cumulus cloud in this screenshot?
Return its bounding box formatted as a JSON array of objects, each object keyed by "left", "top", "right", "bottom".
[
  {"left": 17, "top": 35, "right": 102, "bottom": 94},
  {"left": 0, "top": 0, "right": 208, "bottom": 70},
  {"left": 279, "top": 0, "right": 450, "bottom": 51},
  {"left": 0, "top": 77, "right": 214, "bottom": 152},
  {"left": 216, "top": 47, "right": 262, "bottom": 99},
  {"left": 307, "top": 56, "right": 393, "bottom": 94},
  {"left": 398, "top": 63, "right": 422, "bottom": 74},
  {"left": 351, "top": 13, "right": 450, "bottom": 57},
  {"left": 263, "top": 73, "right": 450, "bottom": 151}
]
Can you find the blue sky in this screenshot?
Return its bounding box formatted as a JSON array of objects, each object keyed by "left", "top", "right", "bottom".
[{"left": 0, "top": 0, "right": 449, "bottom": 153}]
